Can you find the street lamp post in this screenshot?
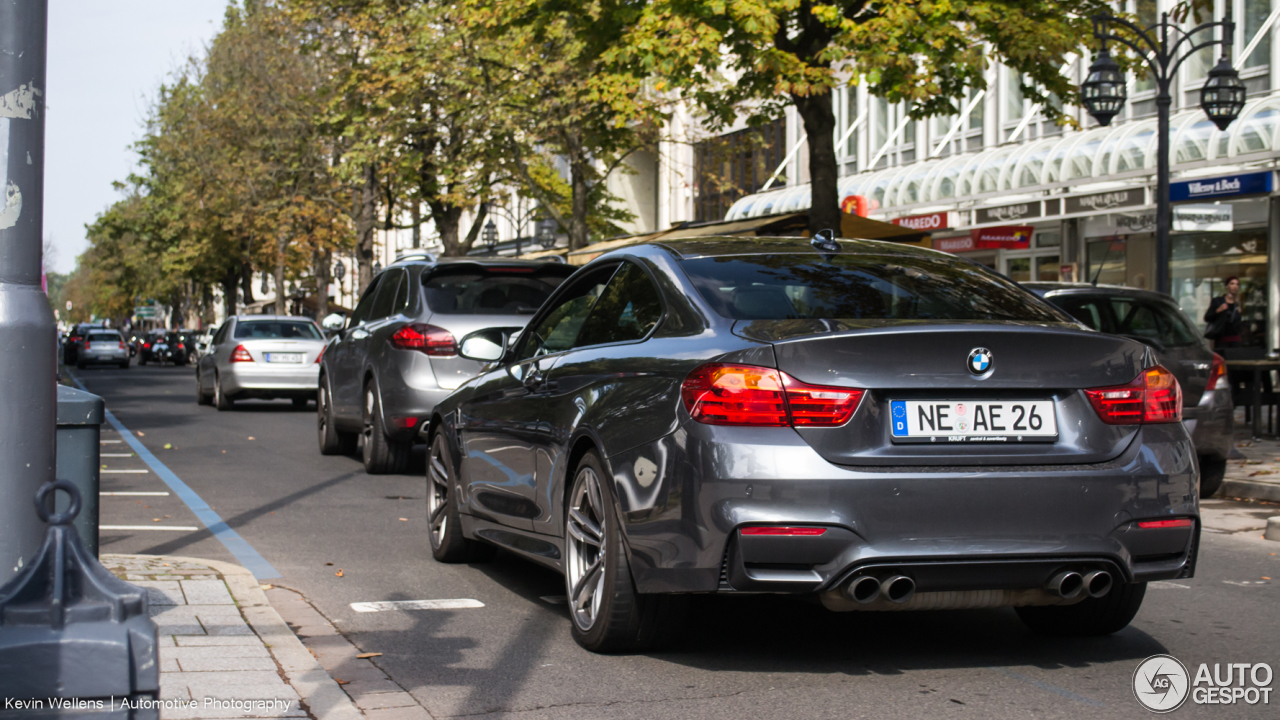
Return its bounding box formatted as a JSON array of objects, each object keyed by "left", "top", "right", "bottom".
[{"left": 1081, "top": 11, "right": 1246, "bottom": 295}]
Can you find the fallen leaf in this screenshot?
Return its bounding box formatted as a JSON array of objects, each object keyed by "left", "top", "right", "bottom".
[
  {"left": 164, "top": 443, "right": 172, "bottom": 449},
  {"left": 325, "top": 562, "right": 334, "bottom": 566},
  {"left": 1264, "top": 577, "right": 1272, "bottom": 580},
  {"left": 1249, "top": 471, "right": 1274, "bottom": 476},
  {"left": 335, "top": 569, "right": 344, "bottom": 577},
  {"left": 221, "top": 450, "right": 226, "bottom": 453},
  {"left": 137, "top": 432, "right": 145, "bottom": 437},
  {"left": 270, "top": 511, "right": 275, "bottom": 515},
  {"left": 152, "top": 518, "right": 160, "bottom": 522},
  {"left": 399, "top": 518, "right": 408, "bottom": 522},
  {"left": 356, "top": 652, "right": 382, "bottom": 659},
  {"left": 162, "top": 563, "right": 170, "bottom": 567},
  {"left": 248, "top": 437, "right": 255, "bottom": 440},
  {"left": 260, "top": 584, "right": 274, "bottom": 590},
  {"left": 163, "top": 515, "right": 170, "bottom": 519},
  {"left": 335, "top": 679, "right": 349, "bottom": 685}
]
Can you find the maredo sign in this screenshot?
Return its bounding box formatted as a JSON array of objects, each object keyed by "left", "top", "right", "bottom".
[
  {"left": 891, "top": 211, "right": 955, "bottom": 231},
  {"left": 936, "top": 225, "right": 1034, "bottom": 253}
]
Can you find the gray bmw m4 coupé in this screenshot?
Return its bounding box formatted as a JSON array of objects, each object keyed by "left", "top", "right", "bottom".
[{"left": 421, "top": 237, "right": 1199, "bottom": 652}]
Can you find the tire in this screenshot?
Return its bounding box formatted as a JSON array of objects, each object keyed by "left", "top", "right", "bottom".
[
  {"left": 1015, "top": 582, "right": 1147, "bottom": 637},
  {"left": 196, "top": 371, "right": 212, "bottom": 406},
  {"left": 119, "top": 361, "right": 130, "bottom": 370},
  {"left": 565, "top": 450, "right": 687, "bottom": 653},
  {"left": 214, "top": 374, "right": 234, "bottom": 411},
  {"left": 318, "top": 377, "right": 358, "bottom": 455},
  {"left": 427, "top": 433, "right": 496, "bottom": 563},
  {"left": 361, "top": 383, "right": 410, "bottom": 474},
  {"left": 1199, "top": 455, "right": 1227, "bottom": 498},
  {"left": 292, "top": 397, "right": 309, "bottom": 410}
]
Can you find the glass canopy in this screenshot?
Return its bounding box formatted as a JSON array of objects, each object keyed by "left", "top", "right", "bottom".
[{"left": 725, "top": 95, "right": 1280, "bottom": 222}]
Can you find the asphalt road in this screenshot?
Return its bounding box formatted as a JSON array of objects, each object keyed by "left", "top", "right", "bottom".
[{"left": 74, "top": 361, "right": 1280, "bottom": 719}]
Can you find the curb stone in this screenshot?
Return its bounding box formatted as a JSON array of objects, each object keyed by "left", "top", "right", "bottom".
[{"left": 126, "top": 554, "right": 364, "bottom": 720}]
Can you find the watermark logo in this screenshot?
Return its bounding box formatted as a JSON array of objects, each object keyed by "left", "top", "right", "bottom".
[{"left": 1133, "top": 654, "right": 1190, "bottom": 713}]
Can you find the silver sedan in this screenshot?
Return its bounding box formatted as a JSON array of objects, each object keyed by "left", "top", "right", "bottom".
[{"left": 196, "top": 315, "right": 325, "bottom": 410}]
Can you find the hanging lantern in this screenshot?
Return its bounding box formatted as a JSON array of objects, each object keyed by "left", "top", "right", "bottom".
[
  {"left": 483, "top": 220, "right": 499, "bottom": 251},
  {"left": 536, "top": 219, "right": 558, "bottom": 249},
  {"left": 1081, "top": 48, "right": 1127, "bottom": 127},
  {"left": 1200, "top": 57, "right": 1246, "bottom": 131}
]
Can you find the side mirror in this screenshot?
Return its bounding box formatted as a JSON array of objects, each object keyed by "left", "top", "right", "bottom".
[
  {"left": 322, "top": 313, "right": 346, "bottom": 332},
  {"left": 458, "top": 330, "right": 506, "bottom": 362}
]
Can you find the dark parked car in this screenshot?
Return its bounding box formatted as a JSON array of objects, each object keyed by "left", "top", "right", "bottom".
[
  {"left": 317, "top": 256, "right": 576, "bottom": 474},
  {"left": 137, "top": 329, "right": 170, "bottom": 365},
  {"left": 421, "top": 237, "right": 1199, "bottom": 652},
  {"left": 1026, "top": 283, "right": 1233, "bottom": 497},
  {"left": 63, "top": 323, "right": 105, "bottom": 365}
]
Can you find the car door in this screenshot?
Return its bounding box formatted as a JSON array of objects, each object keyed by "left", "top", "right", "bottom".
[
  {"left": 458, "top": 264, "right": 618, "bottom": 531},
  {"left": 331, "top": 275, "right": 384, "bottom": 420},
  {"left": 363, "top": 268, "right": 412, "bottom": 398},
  {"left": 530, "top": 261, "right": 671, "bottom": 535},
  {"left": 198, "top": 321, "right": 229, "bottom": 389}
]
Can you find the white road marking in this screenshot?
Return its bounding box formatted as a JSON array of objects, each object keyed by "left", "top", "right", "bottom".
[
  {"left": 101, "top": 525, "right": 198, "bottom": 532},
  {"left": 1223, "top": 580, "right": 1270, "bottom": 586},
  {"left": 540, "top": 595, "right": 567, "bottom": 604},
  {"left": 100, "top": 440, "right": 122, "bottom": 444},
  {"left": 1149, "top": 581, "right": 1191, "bottom": 589},
  {"left": 100, "top": 491, "right": 170, "bottom": 497},
  {"left": 102, "top": 469, "right": 149, "bottom": 474},
  {"left": 101, "top": 453, "right": 134, "bottom": 457},
  {"left": 350, "top": 599, "right": 484, "bottom": 613}
]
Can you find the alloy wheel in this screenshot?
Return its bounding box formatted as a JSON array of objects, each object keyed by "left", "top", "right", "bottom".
[
  {"left": 565, "top": 465, "right": 608, "bottom": 632},
  {"left": 362, "top": 388, "right": 375, "bottom": 448},
  {"left": 426, "top": 440, "right": 450, "bottom": 549},
  {"left": 318, "top": 384, "right": 330, "bottom": 438}
]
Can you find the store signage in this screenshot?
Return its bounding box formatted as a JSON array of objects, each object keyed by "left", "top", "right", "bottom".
[
  {"left": 976, "top": 202, "right": 1040, "bottom": 224},
  {"left": 1172, "top": 204, "right": 1233, "bottom": 232},
  {"left": 1170, "top": 171, "right": 1273, "bottom": 202},
  {"left": 936, "top": 236, "right": 976, "bottom": 252},
  {"left": 1084, "top": 211, "right": 1157, "bottom": 237},
  {"left": 1065, "top": 189, "right": 1144, "bottom": 214},
  {"left": 969, "top": 225, "right": 1033, "bottom": 249},
  {"left": 892, "top": 211, "right": 954, "bottom": 230}
]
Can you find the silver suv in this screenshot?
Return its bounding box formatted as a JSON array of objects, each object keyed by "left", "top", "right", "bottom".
[{"left": 318, "top": 256, "right": 576, "bottom": 473}]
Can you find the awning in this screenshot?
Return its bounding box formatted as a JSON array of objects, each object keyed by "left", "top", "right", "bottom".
[{"left": 566, "top": 211, "right": 926, "bottom": 265}]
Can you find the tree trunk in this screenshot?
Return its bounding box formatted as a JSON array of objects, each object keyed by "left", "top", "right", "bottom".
[
  {"left": 429, "top": 200, "right": 465, "bottom": 257},
  {"left": 315, "top": 249, "right": 330, "bottom": 320},
  {"left": 567, "top": 134, "right": 591, "bottom": 251},
  {"left": 222, "top": 268, "right": 238, "bottom": 320},
  {"left": 355, "top": 164, "right": 379, "bottom": 293},
  {"left": 411, "top": 202, "right": 421, "bottom": 249},
  {"left": 240, "top": 262, "right": 255, "bottom": 308},
  {"left": 274, "top": 232, "right": 287, "bottom": 317},
  {"left": 793, "top": 90, "right": 841, "bottom": 237}
]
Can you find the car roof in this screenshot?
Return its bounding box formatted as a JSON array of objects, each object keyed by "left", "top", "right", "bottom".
[
  {"left": 395, "top": 256, "right": 568, "bottom": 271},
  {"left": 232, "top": 315, "right": 318, "bottom": 322},
  {"left": 651, "top": 236, "right": 941, "bottom": 260},
  {"left": 1023, "top": 282, "right": 1178, "bottom": 302}
]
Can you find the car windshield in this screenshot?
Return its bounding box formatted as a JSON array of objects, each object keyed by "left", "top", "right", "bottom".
[
  {"left": 679, "top": 253, "right": 1066, "bottom": 322},
  {"left": 233, "top": 320, "right": 322, "bottom": 340},
  {"left": 423, "top": 267, "right": 571, "bottom": 315}
]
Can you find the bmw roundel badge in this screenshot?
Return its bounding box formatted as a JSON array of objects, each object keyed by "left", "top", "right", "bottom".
[{"left": 967, "top": 347, "right": 993, "bottom": 375}]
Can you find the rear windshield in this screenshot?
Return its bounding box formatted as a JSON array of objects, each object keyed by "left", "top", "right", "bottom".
[
  {"left": 88, "top": 333, "right": 120, "bottom": 342},
  {"left": 679, "top": 253, "right": 1066, "bottom": 322},
  {"left": 423, "top": 267, "right": 572, "bottom": 315},
  {"left": 233, "top": 320, "right": 322, "bottom": 340}
]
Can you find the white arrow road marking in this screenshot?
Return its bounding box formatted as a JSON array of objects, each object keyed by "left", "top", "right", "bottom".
[
  {"left": 100, "top": 491, "right": 170, "bottom": 496},
  {"left": 350, "top": 599, "right": 484, "bottom": 613},
  {"left": 100, "top": 440, "right": 122, "bottom": 444},
  {"left": 102, "top": 469, "right": 149, "bottom": 474},
  {"left": 1149, "top": 581, "right": 1191, "bottom": 589},
  {"left": 1223, "top": 580, "right": 1270, "bottom": 586},
  {"left": 101, "top": 453, "right": 134, "bottom": 457},
  {"left": 101, "top": 525, "right": 198, "bottom": 532}
]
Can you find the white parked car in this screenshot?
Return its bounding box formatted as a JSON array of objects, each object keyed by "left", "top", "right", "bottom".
[{"left": 196, "top": 315, "right": 325, "bottom": 410}]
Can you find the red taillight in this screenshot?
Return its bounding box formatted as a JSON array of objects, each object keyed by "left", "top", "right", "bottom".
[
  {"left": 739, "top": 526, "right": 827, "bottom": 536},
  {"left": 1137, "top": 518, "right": 1195, "bottom": 529},
  {"left": 1206, "top": 353, "right": 1227, "bottom": 391},
  {"left": 83, "top": 341, "right": 91, "bottom": 350},
  {"left": 231, "top": 344, "right": 253, "bottom": 363},
  {"left": 118, "top": 341, "right": 126, "bottom": 350},
  {"left": 681, "top": 364, "right": 863, "bottom": 427},
  {"left": 390, "top": 323, "right": 457, "bottom": 356},
  {"left": 143, "top": 342, "right": 151, "bottom": 349},
  {"left": 1084, "top": 366, "right": 1182, "bottom": 425},
  {"left": 393, "top": 416, "right": 419, "bottom": 429},
  {"left": 177, "top": 343, "right": 185, "bottom": 350},
  {"left": 315, "top": 345, "right": 326, "bottom": 364}
]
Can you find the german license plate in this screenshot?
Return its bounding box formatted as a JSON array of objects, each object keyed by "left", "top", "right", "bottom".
[
  {"left": 890, "top": 399, "right": 1057, "bottom": 443},
  {"left": 265, "top": 353, "right": 303, "bottom": 363}
]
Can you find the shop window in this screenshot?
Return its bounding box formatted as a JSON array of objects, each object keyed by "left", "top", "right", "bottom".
[
  {"left": 1242, "top": 0, "right": 1272, "bottom": 71},
  {"left": 693, "top": 120, "right": 786, "bottom": 223},
  {"left": 1172, "top": 230, "right": 1269, "bottom": 347},
  {"left": 1036, "top": 231, "right": 1062, "bottom": 248}
]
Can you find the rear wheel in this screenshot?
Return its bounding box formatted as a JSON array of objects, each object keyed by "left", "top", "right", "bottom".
[
  {"left": 1015, "top": 582, "right": 1147, "bottom": 636},
  {"left": 565, "top": 451, "right": 686, "bottom": 653},
  {"left": 427, "top": 433, "right": 495, "bottom": 563},
  {"left": 214, "top": 374, "right": 234, "bottom": 411},
  {"left": 361, "top": 384, "right": 409, "bottom": 474},
  {"left": 317, "top": 378, "right": 357, "bottom": 455},
  {"left": 1199, "top": 455, "right": 1227, "bottom": 498}
]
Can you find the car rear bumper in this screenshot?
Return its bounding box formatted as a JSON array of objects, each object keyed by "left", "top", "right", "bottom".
[
  {"left": 79, "top": 351, "right": 128, "bottom": 363},
  {"left": 609, "top": 421, "right": 1198, "bottom": 596},
  {"left": 223, "top": 364, "right": 319, "bottom": 394}
]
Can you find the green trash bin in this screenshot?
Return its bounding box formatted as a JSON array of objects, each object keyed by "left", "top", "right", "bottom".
[{"left": 56, "top": 384, "right": 104, "bottom": 557}]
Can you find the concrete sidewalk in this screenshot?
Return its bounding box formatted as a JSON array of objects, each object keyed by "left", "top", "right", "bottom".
[
  {"left": 102, "top": 555, "right": 364, "bottom": 720},
  {"left": 1222, "top": 429, "right": 1280, "bottom": 504}
]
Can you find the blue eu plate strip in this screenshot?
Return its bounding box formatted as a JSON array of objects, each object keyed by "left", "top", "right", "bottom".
[{"left": 890, "top": 400, "right": 908, "bottom": 436}]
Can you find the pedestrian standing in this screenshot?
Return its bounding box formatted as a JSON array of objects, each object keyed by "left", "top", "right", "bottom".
[{"left": 1204, "top": 276, "right": 1243, "bottom": 348}]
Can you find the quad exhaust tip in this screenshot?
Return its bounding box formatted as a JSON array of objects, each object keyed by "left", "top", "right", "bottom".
[
  {"left": 844, "top": 575, "right": 881, "bottom": 604},
  {"left": 882, "top": 575, "right": 916, "bottom": 604},
  {"left": 1047, "top": 571, "right": 1085, "bottom": 599},
  {"left": 1082, "top": 570, "right": 1113, "bottom": 598}
]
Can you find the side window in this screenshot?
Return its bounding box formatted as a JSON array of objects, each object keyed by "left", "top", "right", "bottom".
[
  {"left": 213, "top": 323, "right": 230, "bottom": 345},
  {"left": 513, "top": 265, "right": 617, "bottom": 362},
  {"left": 574, "top": 263, "right": 663, "bottom": 348},
  {"left": 369, "top": 270, "right": 404, "bottom": 322},
  {"left": 350, "top": 276, "right": 382, "bottom": 326},
  {"left": 1055, "top": 297, "right": 1108, "bottom": 332},
  {"left": 393, "top": 270, "right": 411, "bottom": 315}
]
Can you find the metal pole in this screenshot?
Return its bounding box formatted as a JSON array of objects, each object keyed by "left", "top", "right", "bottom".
[
  {"left": 1155, "top": 84, "right": 1172, "bottom": 295},
  {"left": 0, "top": 0, "right": 55, "bottom": 584}
]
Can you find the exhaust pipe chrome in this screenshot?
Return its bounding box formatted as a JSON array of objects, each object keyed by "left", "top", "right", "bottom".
[
  {"left": 882, "top": 575, "right": 916, "bottom": 604},
  {"left": 1047, "top": 571, "right": 1084, "bottom": 599},
  {"left": 1082, "top": 570, "right": 1113, "bottom": 598},
  {"left": 843, "top": 575, "right": 881, "bottom": 604}
]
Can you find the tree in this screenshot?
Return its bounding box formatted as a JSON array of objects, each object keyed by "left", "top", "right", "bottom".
[{"left": 612, "top": 0, "right": 1116, "bottom": 234}]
